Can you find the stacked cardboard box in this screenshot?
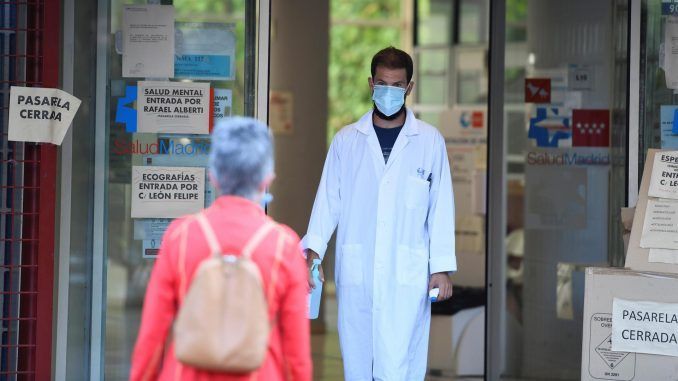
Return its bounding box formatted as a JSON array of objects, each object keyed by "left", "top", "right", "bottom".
[{"left": 581, "top": 150, "right": 678, "bottom": 380}]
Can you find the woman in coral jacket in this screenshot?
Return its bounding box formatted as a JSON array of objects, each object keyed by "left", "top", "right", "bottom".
[{"left": 129, "top": 117, "right": 312, "bottom": 381}]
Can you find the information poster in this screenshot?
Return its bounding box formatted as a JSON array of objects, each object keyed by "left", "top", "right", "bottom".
[
  {"left": 660, "top": 106, "right": 678, "bottom": 149},
  {"left": 269, "top": 91, "right": 294, "bottom": 134},
  {"left": 8, "top": 86, "right": 81, "bottom": 145},
  {"left": 640, "top": 199, "right": 678, "bottom": 250},
  {"left": 131, "top": 166, "right": 205, "bottom": 218},
  {"left": 612, "top": 298, "right": 678, "bottom": 357},
  {"left": 213, "top": 88, "right": 233, "bottom": 124},
  {"left": 649, "top": 248, "right": 678, "bottom": 264},
  {"left": 175, "top": 22, "right": 236, "bottom": 80},
  {"left": 122, "top": 5, "right": 174, "bottom": 78},
  {"left": 137, "top": 81, "right": 210, "bottom": 134},
  {"left": 649, "top": 151, "right": 678, "bottom": 199},
  {"left": 665, "top": 17, "right": 678, "bottom": 89}
]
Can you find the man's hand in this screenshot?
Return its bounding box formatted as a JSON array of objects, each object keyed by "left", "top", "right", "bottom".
[
  {"left": 429, "top": 272, "right": 453, "bottom": 301},
  {"left": 305, "top": 249, "right": 324, "bottom": 290}
]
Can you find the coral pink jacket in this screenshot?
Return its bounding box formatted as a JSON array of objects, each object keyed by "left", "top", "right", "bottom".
[{"left": 130, "top": 196, "right": 312, "bottom": 381}]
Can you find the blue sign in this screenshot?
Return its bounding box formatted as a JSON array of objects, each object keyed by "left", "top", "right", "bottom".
[
  {"left": 175, "top": 54, "right": 232, "bottom": 80},
  {"left": 663, "top": 0, "right": 678, "bottom": 15},
  {"left": 115, "top": 85, "right": 137, "bottom": 132},
  {"left": 528, "top": 107, "right": 571, "bottom": 148},
  {"left": 661, "top": 105, "right": 678, "bottom": 149}
]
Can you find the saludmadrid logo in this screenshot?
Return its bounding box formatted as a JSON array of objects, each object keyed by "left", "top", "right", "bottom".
[
  {"left": 527, "top": 151, "right": 610, "bottom": 166},
  {"left": 112, "top": 138, "right": 210, "bottom": 156}
]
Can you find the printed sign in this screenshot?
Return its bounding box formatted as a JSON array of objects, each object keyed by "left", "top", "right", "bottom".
[
  {"left": 660, "top": 105, "right": 678, "bottom": 149},
  {"left": 269, "top": 91, "right": 294, "bottom": 134},
  {"left": 587, "top": 313, "right": 636, "bottom": 380},
  {"left": 663, "top": 0, "right": 678, "bottom": 15},
  {"left": 115, "top": 85, "right": 137, "bottom": 132},
  {"left": 528, "top": 107, "right": 570, "bottom": 148},
  {"left": 8, "top": 86, "right": 81, "bottom": 145},
  {"left": 439, "top": 106, "right": 487, "bottom": 142},
  {"left": 175, "top": 22, "right": 236, "bottom": 80},
  {"left": 612, "top": 298, "right": 678, "bottom": 357},
  {"left": 649, "top": 151, "right": 678, "bottom": 199},
  {"left": 131, "top": 166, "right": 205, "bottom": 218},
  {"left": 213, "top": 88, "right": 232, "bottom": 124},
  {"left": 122, "top": 5, "right": 174, "bottom": 78},
  {"left": 525, "top": 78, "right": 551, "bottom": 103},
  {"left": 572, "top": 109, "right": 610, "bottom": 147},
  {"left": 568, "top": 64, "right": 593, "bottom": 90},
  {"left": 640, "top": 199, "right": 678, "bottom": 250},
  {"left": 137, "top": 81, "right": 210, "bottom": 134}
]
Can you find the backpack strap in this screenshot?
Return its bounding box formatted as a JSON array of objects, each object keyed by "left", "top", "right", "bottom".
[
  {"left": 195, "top": 212, "right": 276, "bottom": 260},
  {"left": 241, "top": 221, "right": 276, "bottom": 259},
  {"left": 195, "top": 213, "right": 221, "bottom": 258}
]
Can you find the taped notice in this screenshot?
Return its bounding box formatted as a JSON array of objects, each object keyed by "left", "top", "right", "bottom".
[
  {"left": 649, "top": 150, "right": 678, "bottom": 199},
  {"left": 640, "top": 199, "right": 678, "bottom": 250},
  {"left": 649, "top": 247, "right": 678, "bottom": 264},
  {"left": 137, "top": 81, "right": 210, "bottom": 134},
  {"left": 587, "top": 313, "right": 636, "bottom": 380},
  {"left": 612, "top": 298, "right": 678, "bottom": 357},
  {"left": 131, "top": 166, "right": 205, "bottom": 218},
  {"left": 8, "top": 86, "right": 81, "bottom": 145}
]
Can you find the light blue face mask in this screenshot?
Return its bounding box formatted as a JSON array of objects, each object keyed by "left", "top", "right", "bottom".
[
  {"left": 372, "top": 85, "right": 407, "bottom": 117},
  {"left": 260, "top": 192, "right": 273, "bottom": 209}
]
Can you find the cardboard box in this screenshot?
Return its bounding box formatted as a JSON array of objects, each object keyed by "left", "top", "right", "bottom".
[
  {"left": 582, "top": 267, "right": 678, "bottom": 380},
  {"left": 626, "top": 149, "right": 678, "bottom": 273}
]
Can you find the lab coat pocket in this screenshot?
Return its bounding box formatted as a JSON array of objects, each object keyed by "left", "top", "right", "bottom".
[
  {"left": 396, "top": 245, "right": 428, "bottom": 287},
  {"left": 339, "top": 244, "right": 363, "bottom": 286},
  {"left": 405, "top": 176, "right": 429, "bottom": 210}
]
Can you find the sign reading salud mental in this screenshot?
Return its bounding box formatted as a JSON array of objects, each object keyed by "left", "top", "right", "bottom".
[
  {"left": 612, "top": 298, "right": 678, "bottom": 357},
  {"left": 8, "top": 86, "right": 81, "bottom": 145},
  {"left": 131, "top": 166, "right": 205, "bottom": 218},
  {"left": 137, "top": 81, "right": 210, "bottom": 134}
]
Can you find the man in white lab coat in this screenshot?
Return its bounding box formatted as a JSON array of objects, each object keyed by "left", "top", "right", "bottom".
[{"left": 303, "top": 46, "right": 456, "bottom": 381}]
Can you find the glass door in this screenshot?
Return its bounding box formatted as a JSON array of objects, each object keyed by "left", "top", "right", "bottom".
[
  {"left": 93, "top": 0, "right": 267, "bottom": 379},
  {"left": 487, "top": 0, "right": 630, "bottom": 379}
]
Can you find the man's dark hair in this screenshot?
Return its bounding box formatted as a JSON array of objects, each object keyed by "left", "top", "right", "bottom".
[{"left": 371, "top": 46, "right": 413, "bottom": 83}]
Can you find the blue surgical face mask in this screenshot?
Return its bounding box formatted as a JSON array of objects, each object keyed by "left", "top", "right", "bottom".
[
  {"left": 260, "top": 192, "right": 273, "bottom": 209},
  {"left": 372, "top": 85, "right": 407, "bottom": 117}
]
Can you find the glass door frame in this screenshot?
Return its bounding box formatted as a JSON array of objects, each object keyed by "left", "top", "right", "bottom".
[
  {"left": 88, "top": 0, "right": 271, "bottom": 378},
  {"left": 485, "top": 0, "right": 640, "bottom": 379}
]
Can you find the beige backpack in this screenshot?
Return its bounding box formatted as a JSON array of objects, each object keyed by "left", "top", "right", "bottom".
[{"left": 173, "top": 213, "right": 284, "bottom": 372}]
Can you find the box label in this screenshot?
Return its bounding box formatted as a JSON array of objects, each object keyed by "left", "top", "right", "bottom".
[
  {"left": 612, "top": 298, "right": 678, "bottom": 357},
  {"left": 588, "top": 313, "right": 636, "bottom": 380}
]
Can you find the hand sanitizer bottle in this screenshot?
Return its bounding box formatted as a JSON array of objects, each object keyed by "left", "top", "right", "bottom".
[{"left": 309, "top": 259, "right": 323, "bottom": 319}]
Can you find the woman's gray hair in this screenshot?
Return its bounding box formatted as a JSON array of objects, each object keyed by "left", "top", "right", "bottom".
[{"left": 208, "top": 117, "right": 274, "bottom": 199}]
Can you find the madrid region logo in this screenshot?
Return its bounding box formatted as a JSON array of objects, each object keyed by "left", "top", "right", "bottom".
[{"left": 113, "top": 85, "right": 210, "bottom": 156}]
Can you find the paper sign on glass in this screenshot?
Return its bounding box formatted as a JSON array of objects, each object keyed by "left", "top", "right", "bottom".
[
  {"left": 660, "top": 106, "right": 678, "bottom": 149},
  {"left": 8, "top": 86, "right": 81, "bottom": 145},
  {"left": 649, "top": 151, "right": 678, "bottom": 199},
  {"left": 122, "top": 5, "right": 175, "bottom": 78},
  {"left": 175, "top": 23, "right": 236, "bottom": 80},
  {"left": 131, "top": 166, "right": 205, "bottom": 218},
  {"left": 649, "top": 248, "right": 678, "bottom": 264},
  {"left": 665, "top": 17, "right": 678, "bottom": 89},
  {"left": 640, "top": 199, "right": 678, "bottom": 250},
  {"left": 137, "top": 81, "right": 210, "bottom": 134},
  {"left": 612, "top": 298, "right": 678, "bottom": 357}
]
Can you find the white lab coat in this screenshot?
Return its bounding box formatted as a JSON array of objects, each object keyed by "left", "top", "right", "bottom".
[{"left": 302, "top": 109, "right": 457, "bottom": 381}]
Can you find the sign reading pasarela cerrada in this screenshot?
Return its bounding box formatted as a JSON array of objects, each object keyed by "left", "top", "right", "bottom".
[
  {"left": 612, "top": 298, "right": 678, "bottom": 357},
  {"left": 131, "top": 166, "right": 205, "bottom": 218},
  {"left": 137, "top": 81, "right": 210, "bottom": 134},
  {"left": 8, "top": 86, "right": 81, "bottom": 145}
]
